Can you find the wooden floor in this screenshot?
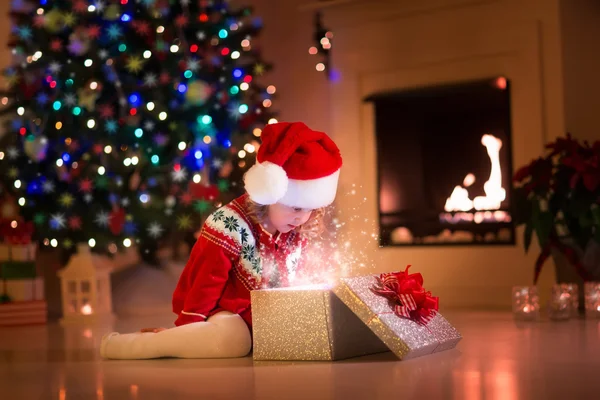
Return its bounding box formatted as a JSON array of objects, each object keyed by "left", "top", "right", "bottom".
[{"left": 1, "top": 311, "right": 599, "bottom": 399}]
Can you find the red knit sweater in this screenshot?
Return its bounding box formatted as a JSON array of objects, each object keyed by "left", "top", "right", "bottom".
[{"left": 172, "top": 195, "right": 307, "bottom": 328}]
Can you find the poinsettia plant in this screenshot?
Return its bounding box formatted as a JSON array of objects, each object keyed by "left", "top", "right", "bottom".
[{"left": 513, "top": 134, "right": 600, "bottom": 282}]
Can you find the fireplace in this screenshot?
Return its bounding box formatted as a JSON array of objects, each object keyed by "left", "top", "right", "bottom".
[{"left": 367, "top": 77, "right": 515, "bottom": 246}]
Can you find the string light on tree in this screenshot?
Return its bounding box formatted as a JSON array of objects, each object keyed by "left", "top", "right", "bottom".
[{"left": 0, "top": 0, "right": 278, "bottom": 255}]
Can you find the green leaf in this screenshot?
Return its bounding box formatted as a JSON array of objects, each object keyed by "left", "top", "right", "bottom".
[
  {"left": 579, "top": 213, "right": 593, "bottom": 228},
  {"left": 524, "top": 222, "right": 533, "bottom": 253},
  {"left": 532, "top": 200, "right": 553, "bottom": 248}
]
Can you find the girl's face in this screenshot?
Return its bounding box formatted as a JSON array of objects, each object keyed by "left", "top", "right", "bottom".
[{"left": 266, "top": 203, "right": 313, "bottom": 234}]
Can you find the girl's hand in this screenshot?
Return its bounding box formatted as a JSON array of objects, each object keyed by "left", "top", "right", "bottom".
[{"left": 140, "top": 327, "right": 167, "bottom": 333}]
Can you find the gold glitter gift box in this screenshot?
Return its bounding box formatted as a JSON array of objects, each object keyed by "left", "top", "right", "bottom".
[
  {"left": 251, "top": 285, "right": 389, "bottom": 361},
  {"left": 333, "top": 275, "right": 462, "bottom": 360},
  {"left": 252, "top": 276, "right": 462, "bottom": 361}
]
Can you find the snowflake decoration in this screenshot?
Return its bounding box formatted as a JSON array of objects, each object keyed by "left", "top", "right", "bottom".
[
  {"left": 121, "top": 197, "right": 130, "bottom": 207},
  {"left": 36, "top": 93, "right": 49, "bottom": 105},
  {"left": 143, "top": 73, "right": 158, "bottom": 87},
  {"left": 59, "top": 193, "right": 75, "bottom": 207},
  {"left": 50, "top": 213, "right": 66, "bottom": 230},
  {"left": 42, "top": 180, "right": 55, "bottom": 193},
  {"left": 79, "top": 178, "right": 93, "bottom": 192},
  {"left": 49, "top": 62, "right": 62, "bottom": 73},
  {"left": 95, "top": 210, "right": 111, "bottom": 227},
  {"left": 212, "top": 158, "right": 223, "bottom": 168},
  {"left": 147, "top": 222, "right": 164, "bottom": 238},
  {"left": 67, "top": 39, "right": 86, "bottom": 56},
  {"left": 227, "top": 102, "right": 242, "bottom": 120},
  {"left": 186, "top": 58, "right": 200, "bottom": 71},
  {"left": 84, "top": 193, "right": 94, "bottom": 203},
  {"left": 105, "top": 120, "right": 118, "bottom": 133},
  {"left": 106, "top": 24, "right": 123, "bottom": 40},
  {"left": 171, "top": 167, "right": 187, "bottom": 182},
  {"left": 126, "top": 56, "right": 145, "bottom": 73},
  {"left": 7, "top": 147, "right": 19, "bottom": 159},
  {"left": 64, "top": 93, "right": 77, "bottom": 107},
  {"left": 197, "top": 31, "right": 206, "bottom": 40},
  {"left": 98, "top": 49, "right": 109, "bottom": 59},
  {"left": 69, "top": 216, "right": 82, "bottom": 230},
  {"left": 96, "top": 0, "right": 106, "bottom": 12},
  {"left": 143, "top": 120, "right": 155, "bottom": 131},
  {"left": 87, "top": 25, "right": 101, "bottom": 39},
  {"left": 17, "top": 26, "right": 32, "bottom": 40},
  {"left": 7, "top": 167, "right": 18, "bottom": 178}
]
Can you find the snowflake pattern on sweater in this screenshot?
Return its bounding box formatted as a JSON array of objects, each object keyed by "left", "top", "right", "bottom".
[{"left": 201, "top": 196, "right": 304, "bottom": 289}]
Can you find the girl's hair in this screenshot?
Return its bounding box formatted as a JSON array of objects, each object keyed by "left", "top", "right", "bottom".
[{"left": 245, "top": 197, "right": 326, "bottom": 238}]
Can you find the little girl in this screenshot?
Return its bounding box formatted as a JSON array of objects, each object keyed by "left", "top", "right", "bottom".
[{"left": 100, "top": 121, "right": 343, "bottom": 359}]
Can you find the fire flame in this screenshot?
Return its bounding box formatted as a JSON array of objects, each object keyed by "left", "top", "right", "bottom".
[{"left": 444, "top": 134, "right": 506, "bottom": 213}]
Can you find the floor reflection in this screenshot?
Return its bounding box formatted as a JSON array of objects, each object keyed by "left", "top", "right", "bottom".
[{"left": 2, "top": 311, "right": 600, "bottom": 399}]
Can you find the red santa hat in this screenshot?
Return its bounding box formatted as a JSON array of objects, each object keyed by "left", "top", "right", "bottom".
[{"left": 244, "top": 122, "right": 343, "bottom": 209}]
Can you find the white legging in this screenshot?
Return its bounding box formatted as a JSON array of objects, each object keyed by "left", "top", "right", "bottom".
[{"left": 100, "top": 311, "right": 252, "bottom": 359}]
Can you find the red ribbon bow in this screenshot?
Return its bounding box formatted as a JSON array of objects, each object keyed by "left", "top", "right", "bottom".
[{"left": 371, "top": 265, "right": 439, "bottom": 326}]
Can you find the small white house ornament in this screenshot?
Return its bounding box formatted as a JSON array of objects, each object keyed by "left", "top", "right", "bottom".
[{"left": 58, "top": 243, "right": 114, "bottom": 324}]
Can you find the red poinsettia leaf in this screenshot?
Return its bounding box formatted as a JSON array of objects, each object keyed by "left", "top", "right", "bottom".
[
  {"left": 583, "top": 172, "right": 600, "bottom": 192},
  {"left": 570, "top": 173, "right": 580, "bottom": 189}
]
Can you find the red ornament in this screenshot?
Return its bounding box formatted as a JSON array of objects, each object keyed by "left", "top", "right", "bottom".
[
  {"left": 33, "top": 15, "right": 45, "bottom": 28},
  {"left": 159, "top": 72, "right": 171, "bottom": 85},
  {"left": 189, "top": 183, "right": 219, "bottom": 201},
  {"left": 93, "top": 144, "right": 104, "bottom": 154},
  {"left": 179, "top": 192, "right": 193, "bottom": 206},
  {"left": 109, "top": 207, "right": 126, "bottom": 236},
  {"left": 175, "top": 14, "right": 188, "bottom": 27}
]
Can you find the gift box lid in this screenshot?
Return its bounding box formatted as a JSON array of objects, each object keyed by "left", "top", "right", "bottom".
[{"left": 333, "top": 274, "right": 462, "bottom": 360}]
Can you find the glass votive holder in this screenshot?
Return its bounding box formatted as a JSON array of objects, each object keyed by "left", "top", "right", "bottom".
[
  {"left": 512, "top": 286, "right": 540, "bottom": 321},
  {"left": 548, "top": 284, "right": 575, "bottom": 321},
  {"left": 584, "top": 282, "right": 600, "bottom": 318}
]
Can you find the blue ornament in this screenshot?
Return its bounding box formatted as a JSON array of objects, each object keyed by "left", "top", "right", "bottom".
[
  {"left": 123, "top": 221, "right": 138, "bottom": 235},
  {"left": 36, "top": 93, "right": 49, "bottom": 105}
]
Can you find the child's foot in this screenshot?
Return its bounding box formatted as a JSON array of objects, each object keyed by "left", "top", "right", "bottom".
[{"left": 100, "top": 332, "right": 119, "bottom": 359}]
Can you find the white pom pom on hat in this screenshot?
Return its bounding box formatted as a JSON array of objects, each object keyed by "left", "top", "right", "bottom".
[
  {"left": 243, "top": 161, "right": 288, "bottom": 205},
  {"left": 243, "top": 122, "right": 343, "bottom": 209}
]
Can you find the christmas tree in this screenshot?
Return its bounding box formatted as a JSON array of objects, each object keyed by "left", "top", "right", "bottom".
[{"left": 0, "top": 0, "right": 277, "bottom": 256}]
